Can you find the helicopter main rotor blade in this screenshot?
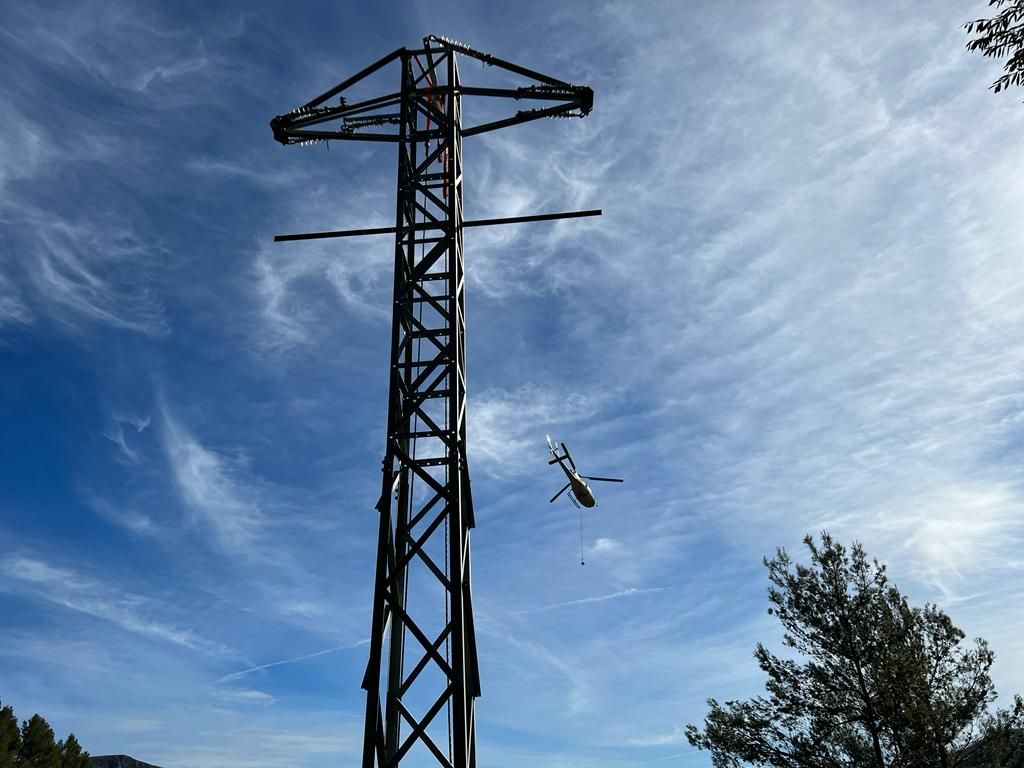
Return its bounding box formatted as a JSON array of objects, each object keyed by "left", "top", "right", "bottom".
[
  {"left": 582, "top": 476, "right": 623, "bottom": 483},
  {"left": 549, "top": 482, "right": 571, "bottom": 503}
]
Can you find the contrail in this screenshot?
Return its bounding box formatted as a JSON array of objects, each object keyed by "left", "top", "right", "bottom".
[
  {"left": 514, "top": 586, "right": 667, "bottom": 615},
  {"left": 216, "top": 639, "right": 369, "bottom": 683}
]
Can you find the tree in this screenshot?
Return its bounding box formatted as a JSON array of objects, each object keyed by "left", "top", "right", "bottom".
[
  {"left": 685, "top": 533, "right": 1024, "bottom": 768},
  {"left": 965, "top": 0, "right": 1024, "bottom": 94},
  {"left": 0, "top": 701, "right": 20, "bottom": 768},
  {"left": 57, "top": 735, "right": 89, "bottom": 768},
  {"left": 15, "top": 715, "right": 60, "bottom": 768}
]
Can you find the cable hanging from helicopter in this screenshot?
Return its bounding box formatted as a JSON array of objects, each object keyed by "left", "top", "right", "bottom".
[{"left": 546, "top": 435, "right": 623, "bottom": 565}]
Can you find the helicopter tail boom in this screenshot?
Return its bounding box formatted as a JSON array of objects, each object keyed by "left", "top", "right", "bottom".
[{"left": 546, "top": 434, "right": 575, "bottom": 468}]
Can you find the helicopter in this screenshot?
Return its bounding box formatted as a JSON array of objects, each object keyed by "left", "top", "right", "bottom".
[{"left": 547, "top": 434, "right": 623, "bottom": 508}]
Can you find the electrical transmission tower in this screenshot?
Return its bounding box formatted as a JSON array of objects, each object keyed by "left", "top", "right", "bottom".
[{"left": 270, "top": 34, "right": 594, "bottom": 768}]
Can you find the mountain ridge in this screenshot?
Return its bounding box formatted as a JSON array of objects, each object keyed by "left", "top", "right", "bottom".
[{"left": 90, "top": 755, "right": 163, "bottom": 768}]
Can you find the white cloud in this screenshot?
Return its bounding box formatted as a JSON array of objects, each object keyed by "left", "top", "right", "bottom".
[
  {"left": 0, "top": 275, "right": 33, "bottom": 328},
  {"left": 483, "top": 627, "right": 593, "bottom": 716},
  {"left": 185, "top": 156, "right": 307, "bottom": 190},
  {"left": 0, "top": 118, "right": 168, "bottom": 336},
  {"left": 0, "top": 555, "right": 232, "bottom": 657},
  {"left": 159, "top": 402, "right": 265, "bottom": 554},
  {"left": 0, "top": 114, "right": 51, "bottom": 195},
  {"left": 102, "top": 416, "right": 150, "bottom": 464},
  {"left": 590, "top": 537, "right": 621, "bottom": 554},
  {"left": 2, "top": 3, "right": 213, "bottom": 98},
  {"left": 458, "top": 5, "right": 1024, "bottom": 755},
  {"left": 249, "top": 184, "right": 393, "bottom": 355},
  {"left": 625, "top": 726, "right": 687, "bottom": 748},
  {"left": 86, "top": 495, "right": 157, "bottom": 536},
  {"left": 216, "top": 688, "right": 276, "bottom": 705},
  {"left": 469, "top": 383, "right": 608, "bottom": 477},
  {"left": 29, "top": 216, "right": 169, "bottom": 334},
  {"left": 0, "top": 631, "right": 362, "bottom": 768},
  {"left": 883, "top": 483, "right": 1024, "bottom": 594},
  {"left": 253, "top": 251, "right": 317, "bottom": 350},
  {"left": 131, "top": 45, "right": 209, "bottom": 92}
]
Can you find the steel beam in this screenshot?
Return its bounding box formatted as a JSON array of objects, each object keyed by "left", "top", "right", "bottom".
[{"left": 273, "top": 209, "right": 602, "bottom": 242}]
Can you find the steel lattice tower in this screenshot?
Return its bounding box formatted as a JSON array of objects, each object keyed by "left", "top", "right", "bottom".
[{"left": 270, "top": 35, "right": 594, "bottom": 768}]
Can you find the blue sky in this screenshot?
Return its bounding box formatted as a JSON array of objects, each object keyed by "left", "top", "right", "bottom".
[{"left": 2, "top": 1, "right": 1024, "bottom": 766}]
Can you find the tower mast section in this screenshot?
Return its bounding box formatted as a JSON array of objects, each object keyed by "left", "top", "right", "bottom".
[{"left": 269, "top": 34, "right": 594, "bottom": 768}]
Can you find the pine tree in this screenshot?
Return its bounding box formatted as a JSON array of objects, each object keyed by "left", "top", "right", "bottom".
[
  {"left": 686, "top": 533, "right": 1024, "bottom": 768},
  {"left": 15, "top": 715, "right": 60, "bottom": 768},
  {"left": 58, "top": 734, "right": 89, "bottom": 768},
  {"left": 0, "top": 701, "right": 20, "bottom": 768}
]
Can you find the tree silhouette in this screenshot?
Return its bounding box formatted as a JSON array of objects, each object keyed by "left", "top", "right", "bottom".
[
  {"left": 58, "top": 734, "right": 90, "bottom": 768},
  {"left": 16, "top": 715, "right": 60, "bottom": 768},
  {"left": 686, "top": 533, "right": 1024, "bottom": 767},
  {"left": 966, "top": 0, "right": 1024, "bottom": 94},
  {"left": 0, "top": 701, "right": 20, "bottom": 768}
]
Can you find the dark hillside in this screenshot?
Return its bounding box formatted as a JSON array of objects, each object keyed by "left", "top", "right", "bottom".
[{"left": 90, "top": 756, "right": 163, "bottom": 768}]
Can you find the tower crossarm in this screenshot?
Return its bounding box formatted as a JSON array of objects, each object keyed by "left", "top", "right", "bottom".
[{"left": 270, "top": 36, "right": 592, "bottom": 145}]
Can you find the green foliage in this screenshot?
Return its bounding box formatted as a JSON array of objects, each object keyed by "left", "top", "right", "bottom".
[
  {"left": 16, "top": 715, "right": 60, "bottom": 768},
  {"left": 58, "top": 734, "right": 89, "bottom": 768},
  {"left": 965, "top": 0, "right": 1024, "bottom": 94},
  {"left": 0, "top": 702, "right": 93, "bottom": 768},
  {"left": 0, "top": 701, "right": 20, "bottom": 768},
  {"left": 685, "top": 533, "right": 1024, "bottom": 768}
]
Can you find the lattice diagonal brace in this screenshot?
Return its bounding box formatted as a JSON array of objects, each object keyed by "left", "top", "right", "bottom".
[{"left": 270, "top": 35, "right": 593, "bottom": 768}]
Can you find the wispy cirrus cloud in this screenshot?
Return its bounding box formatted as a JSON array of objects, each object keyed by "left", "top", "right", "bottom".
[
  {"left": 469, "top": 383, "right": 609, "bottom": 477},
  {"left": 503, "top": 0, "right": 1024, "bottom": 601},
  {"left": 625, "top": 727, "right": 688, "bottom": 748},
  {"left": 145, "top": 391, "right": 372, "bottom": 644},
  {"left": 29, "top": 215, "right": 169, "bottom": 335},
  {"left": 250, "top": 186, "right": 393, "bottom": 355},
  {"left": 459, "top": 7, "right": 1024, "bottom": 746},
  {"left": 482, "top": 626, "right": 594, "bottom": 716},
  {"left": 0, "top": 3, "right": 213, "bottom": 98},
  {"left": 0, "top": 555, "right": 233, "bottom": 657},
  {"left": 0, "top": 110, "right": 165, "bottom": 335},
  {"left": 0, "top": 196, "right": 171, "bottom": 336},
  {"left": 0, "top": 273, "right": 32, "bottom": 328},
  {"left": 0, "top": 108, "right": 52, "bottom": 194},
  {"left": 102, "top": 413, "right": 152, "bottom": 464},
  {"left": 0, "top": 632, "right": 361, "bottom": 768},
  {"left": 185, "top": 156, "right": 308, "bottom": 191},
  {"left": 0, "top": 4, "right": 243, "bottom": 342},
  {"left": 85, "top": 495, "right": 157, "bottom": 537},
  {"left": 130, "top": 41, "right": 209, "bottom": 93},
  {"left": 215, "top": 688, "right": 276, "bottom": 706},
  {"left": 159, "top": 401, "right": 266, "bottom": 555}
]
